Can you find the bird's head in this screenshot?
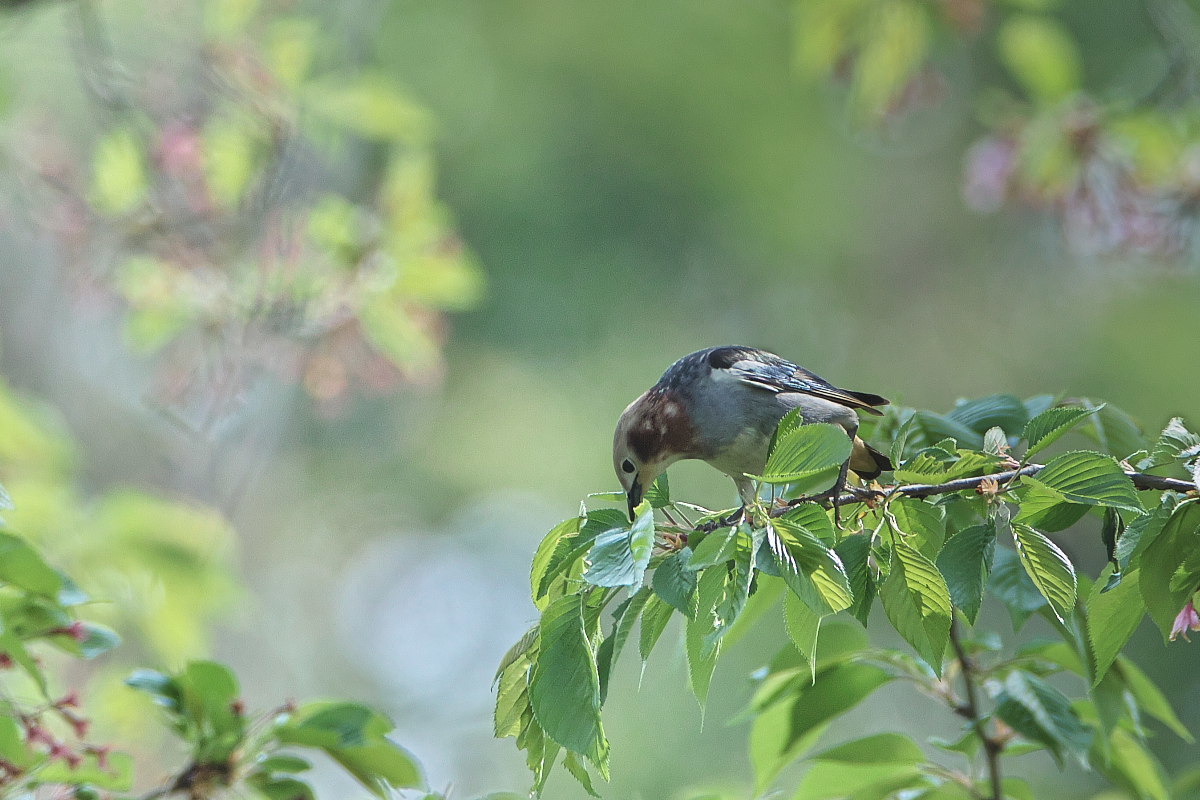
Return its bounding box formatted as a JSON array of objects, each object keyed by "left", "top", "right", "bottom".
[{"left": 613, "top": 389, "right": 693, "bottom": 520}]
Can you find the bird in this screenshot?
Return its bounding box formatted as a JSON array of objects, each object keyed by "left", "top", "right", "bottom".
[{"left": 613, "top": 346, "right": 892, "bottom": 521}]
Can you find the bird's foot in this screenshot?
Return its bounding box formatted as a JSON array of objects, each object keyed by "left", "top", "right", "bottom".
[
  {"left": 695, "top": 506, "right": 746, "bottom": 532},
  {"left": 719, "top": 506, "right": 747, "bottom": 527}
]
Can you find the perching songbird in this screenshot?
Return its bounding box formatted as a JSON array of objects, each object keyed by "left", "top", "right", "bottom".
[{"left": 613, "top": 346, "right": 892, "bottom": 520}]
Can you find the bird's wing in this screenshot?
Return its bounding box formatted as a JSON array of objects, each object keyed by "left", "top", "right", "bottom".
[{"left": 708, "top": 346, "right": 888, "bottom": 415}]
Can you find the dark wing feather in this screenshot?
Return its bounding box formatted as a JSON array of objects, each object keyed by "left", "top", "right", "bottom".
[{"left": 710, "top": 347, "right": 889, "bottom": 415}]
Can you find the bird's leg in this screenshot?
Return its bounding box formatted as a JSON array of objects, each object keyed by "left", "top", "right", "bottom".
[
  {"left": 695, "top": 505, "right": 746, "bottom": 533},
  {"left": 831, "top": 459, "right": 851, "bottom": 526},
  {"left": 719, "top": 506, "right": 746, "bottom": 527},
  {"left": 785, "top": 459, "right": 854, "bottom": 522}
]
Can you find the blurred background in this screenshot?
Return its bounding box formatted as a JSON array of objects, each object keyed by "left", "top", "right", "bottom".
[{"left": 0, "top": 0, "right": 1198, "bottom": 797}]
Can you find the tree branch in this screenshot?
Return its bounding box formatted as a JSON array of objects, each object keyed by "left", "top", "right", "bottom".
[
  {"left": 949, "top": 618, "right": 1004, "bottom": 800},
  {"left": 767, "top": 463, "right": 1196, "bottom": 518}
]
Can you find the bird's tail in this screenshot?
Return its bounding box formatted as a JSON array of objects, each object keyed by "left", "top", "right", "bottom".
[{"left": 849, "top": 437, "right": 892, "bottom": 480}]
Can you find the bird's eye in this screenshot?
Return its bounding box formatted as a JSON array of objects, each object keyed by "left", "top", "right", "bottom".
[{"left": 621, "top": 459, "right": 636, "bottom": 474}]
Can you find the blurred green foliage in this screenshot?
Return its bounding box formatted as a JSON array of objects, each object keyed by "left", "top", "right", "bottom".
[
  {"left": 0, "top": 485, "right": 428, "bottom": 798},
  {"left": 0, "top": 380, "right": 236, "bottom": 664},
  {"left": 4, "top": 0, "right": 482, "bottom": 425}
]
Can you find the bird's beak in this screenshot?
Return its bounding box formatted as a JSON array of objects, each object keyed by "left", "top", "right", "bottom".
[{"left": 627, "top": 478, "right": 643, "bottom": 522}]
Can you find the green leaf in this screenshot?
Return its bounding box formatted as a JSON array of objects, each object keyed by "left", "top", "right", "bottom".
[
  {"left": 889, "top": 498, "right": 946, "bottom": 558},
  {"left": 835, "top": 535, "right": 875, "bottom": 626},
  {"left": 645, "top": 473, "right": 670, "bottom": 508},
  {"left": 0, "top": 716, "right": 34, "bottom": 769},
  {"left": 810, "top": 732, "right": 924, "bottom": 765},
  {"left": 1012, "top": 524, "right": 1077, "bottom": 623},
  {"left": 205, "top": 0, "right": 259, "bottom": 36},
  {"left": 534, "top": 518, "right": 604, "bottom": 608},
  {"left": 247, "top": 775, "right": 316, "bottom": 800},
  {"left": 723, "top": 573, "right": 784, "bottom": 649},
  {"left": 1080, "top": 402, "right": 1148, "bottom": 461},
  {"left": 1099, "top": 728, "right": 1171, "bottom": 800},
  {"left": 126, "top": 669, "right": 181, "bottom": 711},
  {"left": 1011, "top": 479, "right": 1090, "bottom": 532},
  {"left": 1022, "top": 405, "right": 1101, "bottom": 459},
  {"left": 596, "top": 588, "right": 649, "bottom": 703},
  {"left": 1120, "top": 496, "right": 1185, "bottom": 566},
  {"left": 0, "top": 532, "right": 64, "bottom": 596},
  {"left": 687, "top": 526, "right": 738, "bottom": 569},
  {"left": 1101, "top": 506, "right": 1124, "bottom": 571},
  {"left": 652, "top": 550, "right": 697, "bottom": 616},
  {"left": 880, "top": 541, "right": 952, "bottom": 673},
  {"left": 751, "top": 422, "right": 852, "bottom": 485},
  {"left": 276, "top": 702, "right": 424, "bottom": 795},
  {"left": 889, "top": 414, "right": 919, "bottom": 467},
  {"left": 894, "top": 448, "right": 998, "bottom": 484},
  {"left": 999, "top": 778, "right": 1038, "bottom": 800},
  {"left": 1115, "top": 656, "right": 1193, "bottom": 742},
  {"left": 35, "top": 751, "right": 134, "bottom": 791},
  {"left": 791, "top": 761, "right": 924, "bottom": 800},
  {"left": 257, "top": 755, "right": 313, "bottom": 774},
  {"left": 1140, "top": 417, "right": 1200, "bottom": 469},
  {"left": 783, "top": 503, "right": 837, "bottom": 544},
  {"left": 1023, "top": 451, "right": 1144, "bottom": 514},
  {"left": 946, "top": 393, "right": 1029, "bottom": 436},
  {"left": 91, "top": 128, "right": 147, "bottom": 214},
  {"left": 583, "top": 506, "right": 654, "bottom": 588},
  {"left": 767, "top": 517, "right": 853, "bottom": 615},
  {"left": 749, "top": 691, "right": 827, "bottom": 794},
  {"left": 528, "top": 595, "right": 605, "bottom": 759},
  {"left": 63, "top": 622, "right": 122, "bottom": 659},
  {"left": 561, "top": 751, "right": 599, "bottom": 797},
  {"left": 203, "top": 117, "right": 260, "bottom": 209},
  {"left": 494, "top": 645, "right": 532, "bottom": 739},
  {"left": 984, "top": 426, "right": 1009, "bottom": 456},
  {"left": 784, "top": 590, "right": 823, "bottom": 679},
  {"left": 530, "top": 517, "right": 581, "bottom": 606},
  {"left": 997, "top": 14, "right": 1082, "bottom": 102},
  {"left": 936, "top": 523, "right": 996, "bottom": 624},
  {"left": 785, "top": 662, "right": 893, "bottom": 762},
  {"left": 685, "top": 567, "right": 727, "bottom": 710},
  {"left": 709, "top": 528, "right": 759, "bottom": 645},
  {"left": 1139, "top": 501, "right": 1200, "bottom": 638},
  {"left": 304, "top": 74, "right": 431, "bottom": 142},
  {"left": 638, "top": 593, "right": 673, "bottom": 666},
  {"left": 993, "top": 670, "right": 1092, "bottom": 767},
  {"left": 1015, "top": 638, "right": 1086, "bottom": 676},
  {"left": 911, "top": 410, "right": 985, "bottom": 451},
  {"left": 1087, "top": 566, "right": 1143, "bottom": 684}
]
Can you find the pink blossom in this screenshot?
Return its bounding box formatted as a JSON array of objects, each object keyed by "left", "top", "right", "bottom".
[
  {"left": 86, "top": 745, "right": 111, "bottom": 770},
  {"left": 61, "top": 712, "right": 89, "bottom": 740},
  {"left": 1170, "top": 599, "right": 1200, "bottom": 642},
  {"left": 49, "top": 621, "right": 88, "bottom": 643},
  {"left": 963, "top": 137, "right": 1017, "bottom": 213},
  {"left": 48, "top": 741, "right": 80, "bottom": 768}
]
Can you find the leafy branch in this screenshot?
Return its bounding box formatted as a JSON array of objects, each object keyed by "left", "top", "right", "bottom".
[
  {"left": 499, "top": 394, "right": 1200, "bottom": 798},
  {"left": 780, "top": 461, "right": 1197, "bottom": 515}
]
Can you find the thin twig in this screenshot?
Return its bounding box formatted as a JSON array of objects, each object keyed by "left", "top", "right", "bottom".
[{"left": 949, "top": 618, "right": 1004, "bottom": 800}]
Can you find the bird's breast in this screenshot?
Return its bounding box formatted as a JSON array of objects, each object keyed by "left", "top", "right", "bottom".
[{"left": 703, "top": 426, "right": 773, "bottom": 480}]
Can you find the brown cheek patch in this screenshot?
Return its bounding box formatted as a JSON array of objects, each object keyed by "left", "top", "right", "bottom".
[{"left": 628, "top": 390, "right": 696, "bottom": 462}]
